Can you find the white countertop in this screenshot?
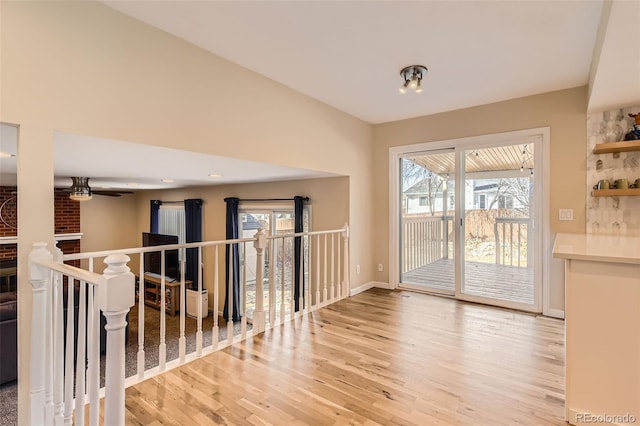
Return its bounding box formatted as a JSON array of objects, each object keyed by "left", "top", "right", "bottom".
[{"left": 553, "top": 233, "right": 640, "bottom": 265}]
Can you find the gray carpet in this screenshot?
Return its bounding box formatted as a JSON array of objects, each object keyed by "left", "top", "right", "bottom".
[{"left": 0, "top": 304, "right": 248, "bottom": 426}]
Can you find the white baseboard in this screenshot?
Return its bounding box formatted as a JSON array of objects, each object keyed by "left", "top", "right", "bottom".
[
  {"left": 545, "top": 308, "right": 565, "bottom": 319},
  {"left": 349, "top": 281, "right": 393, "bottom": 296}
]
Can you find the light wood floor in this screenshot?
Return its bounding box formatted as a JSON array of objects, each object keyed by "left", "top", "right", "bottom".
[
  {"left": 124, "top": 288, "right": 566, "bottom": 425},
  {"left": 403, "top": 259, "right": 534, "bottom": 304}
]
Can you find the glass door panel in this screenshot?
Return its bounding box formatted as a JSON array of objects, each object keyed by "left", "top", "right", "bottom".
[
  {"left": 399, "top": 150, "right": 455, "bottom": 294},
  {"left": 461, "top": 144, "right": 535, "bottom": 307}
]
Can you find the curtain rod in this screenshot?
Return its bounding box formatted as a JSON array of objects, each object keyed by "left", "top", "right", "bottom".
[
  {"left": 236, "top": 197, "right": 309, "bottom": 202},
  {"left": 157, "top": 200, "right": 184, "bottom": 204}
]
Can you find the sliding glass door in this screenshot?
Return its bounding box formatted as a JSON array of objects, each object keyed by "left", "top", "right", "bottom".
[
  {"left": 396, "top": 134, "right": 542, "bottom": 313},
  {"left": 459, "top": 143, "right": 537, "bottom": 310},
  {"left": 399, "top": 149, "right": 455, "bottom": 295}
]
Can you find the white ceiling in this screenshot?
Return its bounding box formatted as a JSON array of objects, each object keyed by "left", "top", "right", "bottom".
[
  {"left": 104, "top": 0, "right": 605, "bottom": 124},
  {"left": 5, "top": 1, "right": 638, "bottom": 192}
]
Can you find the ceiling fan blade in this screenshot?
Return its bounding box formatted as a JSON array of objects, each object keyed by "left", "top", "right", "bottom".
[{"left": 92, "top": 190, "right": 133, "bottom": 197}]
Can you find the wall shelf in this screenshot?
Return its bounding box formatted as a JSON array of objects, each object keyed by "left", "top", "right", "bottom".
[
  {"left": 592, "top": 188, "right": 640, "bottom": 197},
  {"left": 593, "top": 140, "right": 640, "bottom": 154}
]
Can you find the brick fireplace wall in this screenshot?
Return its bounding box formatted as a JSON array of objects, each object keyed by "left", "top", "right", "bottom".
[{"left": 1, "top": 186, "right": 81, "bottom": 264}]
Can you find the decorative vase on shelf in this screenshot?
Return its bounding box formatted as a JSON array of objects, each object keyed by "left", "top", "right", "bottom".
[{"left": 602, "top": 120, "right": 624, "bottom": 143}]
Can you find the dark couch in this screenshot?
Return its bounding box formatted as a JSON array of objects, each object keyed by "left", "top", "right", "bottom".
[
  {"left": 0, "top": 291, "right": 17, "bottom": 385},
  {"left": 0, "top": 285, "right": 129, "bottom": 385}
]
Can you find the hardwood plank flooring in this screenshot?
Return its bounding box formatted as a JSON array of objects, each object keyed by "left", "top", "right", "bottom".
[
  {"left": 125, "top": 288, "right": 565, "bottom": 425},
  {"left": 402, "top": 259, "right": 534, "bottom": 304}
]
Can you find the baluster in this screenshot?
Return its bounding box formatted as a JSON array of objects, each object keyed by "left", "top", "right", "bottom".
[
  {"left": 137, "top": 255, "right": 145, "bottom": 379},
  {"left": 268, "top": 239, "right": 276, "bottom": 329},
  {"left": 197, "top": 247, "right": 204, "bottom": 355},
  {"left": 509, "top": 222, "right": 514, "bottom": 266},
  {"left": 323, "top": 234, "right": 328, "bottom": 304},
  {"left": 242, "top": 242, "right": 248, "bottom": 338},
  {"left": 289, "top": 237, "right": 295, "bottom": 318},
  {"left": 53, "top": 270, "right": 64, "bottom": 424},
  {"left": 280, "top": 238, "right": 286, "bottom": 324},
  {"left": 88, "top": 258, "right": 100, "bottom": 426},
  {"left": 330, "top": 233, "right": 335, "bottom": 301},
  {"left": 342, "top": 225, "right": 350, "bottom": 298},
  {"left": 298, "top": 235, "right": 304, "bottom": 315},
  {"left": 315, "top": 235, "right": 320, "bottom": 306},
  {"left": 517, "top": 223, "right": 522, "bottom": 267},
  {"left": 179, "top": 247, "right": 186, "bottom": 363},
  {"left": 227, "top": 242, "right": 234, "bottom": 344},
  {"left": 212, "top": 245, "right": 219, "bottom": 350},
  {"left": 336, "top": 233, "right": 341, "bottom": 299},
  {"left": 253, "top": 229, "right": 267, "bottom": 333},
  {"left": 159, "top": 251, "right": 167, "bottom": 371},
  {"left": 74, "top": 281, "right": 87, "bottom": 426},
  {"left": 63, "top": 275, "right": 74, "bottom": 425},
  {"left": 28, "top": 242, "right": 52, "bottom": 425},
  {"left": 308, "top": 235, "right": 312, "bottom": 309},
  {"left": 100, "top": 254, "right": 135, "bottom": 426}
]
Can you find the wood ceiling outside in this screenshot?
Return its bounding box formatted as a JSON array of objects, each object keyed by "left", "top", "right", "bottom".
[{"left": 410, "top": 144, "right": 534, "bottom": 175}]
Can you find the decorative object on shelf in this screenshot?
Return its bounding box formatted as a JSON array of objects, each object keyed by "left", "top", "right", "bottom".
[
  {"left": 614, "top": 178, "right": 629, "bottom": 190},
  {"left": 602, "top": 119, "right": 624, "bottom": 142},
  {"left": 624, "top": 112, "right": 640, "bottom": 141},
  {"left": 593, "top": 179, "right": 610, "bottom": 190},
  {"left": 0, "top": 195, "right": 17, "bottom": 230}
]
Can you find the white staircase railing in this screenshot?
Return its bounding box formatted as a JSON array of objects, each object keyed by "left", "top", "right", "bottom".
[{"left": 28, "top": 225, "right": 349, "bottom": 425}]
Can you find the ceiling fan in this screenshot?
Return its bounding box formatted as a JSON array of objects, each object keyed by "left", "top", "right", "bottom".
[{"left": 56, "top": 177, "right": 133, "bottom": 200}]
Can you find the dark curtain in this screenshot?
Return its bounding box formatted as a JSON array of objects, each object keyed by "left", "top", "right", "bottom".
[
  {"left": 184, "top": 199, "right": 203, "bottom": 290},
  {"left": 223, "top": 197, "right": 241, "bottom": 322},
  {"left": 150, "top": 200, "right": 162, "bottom": 233},
  {"left": 294, "top": 196, "right": 305, "bottom": 312}
]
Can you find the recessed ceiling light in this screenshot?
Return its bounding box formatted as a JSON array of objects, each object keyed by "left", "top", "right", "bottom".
[
  {"left": 0, "top": 152, "right": 16, "bottom": 158},
  {"left": 161, "top": 179, "right": 174, "bottom": 183},
  {"left": 208, "top": 173, "right": 223, "bottom": 178},
  {"left": 127, "top": 182, "right": 139, "bottom": 187}
]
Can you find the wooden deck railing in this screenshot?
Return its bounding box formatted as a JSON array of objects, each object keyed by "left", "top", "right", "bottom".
[
  {"left": 494, "top": 217, "right": 530, "bottom": 267},
  {"left": 28, "top": 226, "right": 349, "bottom": 425},
  {"left": 402, "top": 216, "right": 453, "bottom": 273}
]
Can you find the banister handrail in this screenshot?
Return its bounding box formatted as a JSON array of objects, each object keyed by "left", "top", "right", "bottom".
[
  {"left": 62, "top": 227, "right": 348, "bottom": 261},
  {"left": 30, "top": 225, "right": 350, "bottom": 425},
  {"left": 32, "top": 259, "right": 105, "bottom": 286}
]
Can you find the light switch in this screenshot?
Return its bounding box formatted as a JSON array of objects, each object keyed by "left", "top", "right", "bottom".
[{"left": 559, "top": 209, "right": 573, "bottom": 221}]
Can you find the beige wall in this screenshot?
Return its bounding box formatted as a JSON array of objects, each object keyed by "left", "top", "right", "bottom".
[
  {"left": 373, "top": 86, "right": 589, "bottom": 313},
  {"left": 1, "top": 2, "right": 372, "bottom": 422},
  {"left": 79, "top": 194, "right": 139, "bottom": 273}
]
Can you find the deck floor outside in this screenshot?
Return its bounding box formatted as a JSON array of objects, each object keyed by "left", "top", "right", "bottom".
[{"left": 402, "top": 258, "right": 534, "bottom": 304}]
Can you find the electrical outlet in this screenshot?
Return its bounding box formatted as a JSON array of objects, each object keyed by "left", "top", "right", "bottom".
[
  {"left": 377, "top": 263, "right": 384, "bottom": 272},
  {"left": 559, "top": 209, "right": 573, "bottom": 221},
  {"left": 356, "top": 264, "right": 361, "bottom": 274}
]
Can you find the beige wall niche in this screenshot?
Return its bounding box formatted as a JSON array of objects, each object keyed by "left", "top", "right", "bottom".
[{"left": 373, "top": 86, "right": 589, "bottom": 315}]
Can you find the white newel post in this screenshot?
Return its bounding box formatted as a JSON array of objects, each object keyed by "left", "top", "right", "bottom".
[
  {"left": 342, "top": 224, "right": 350, "bottom": 298},
  {"left": 253, "top": 228, "right": 267, "bottom": 334},
  {"left": 28, "top": 242, "right": 53, "bottom": 425},
  {"left": 99, "top": 254, "right": 135, "bottom": 426}
]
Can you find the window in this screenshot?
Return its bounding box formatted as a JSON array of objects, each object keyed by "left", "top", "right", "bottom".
[
  {"left": 418, "top": 196, "right": 428, "bottom": 206},
  {"left": 159, "top": 204, "right": 185, "bottom": 243},
  {"left": 498, "top": 195, "right": 513, "bottom": 209},
  {"left": 478, "top": 194, "right": 486, "bottom": 209}
]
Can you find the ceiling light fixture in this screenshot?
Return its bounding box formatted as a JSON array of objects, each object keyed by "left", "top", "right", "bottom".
[
  {"left": 0, "top": 152, "right": 16, "bottom": 158},
  {"left": 161, "top": 179, "right": 174, "bottom": 183},
  {"left": 399, "top": 65, "right": 428, "bottom": 94},
  {"left": 68, "top": 177, "right": 92, "bottom": 201},
  {"left": 208, "top": 173, "right": 223, "bottom": 179}
]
